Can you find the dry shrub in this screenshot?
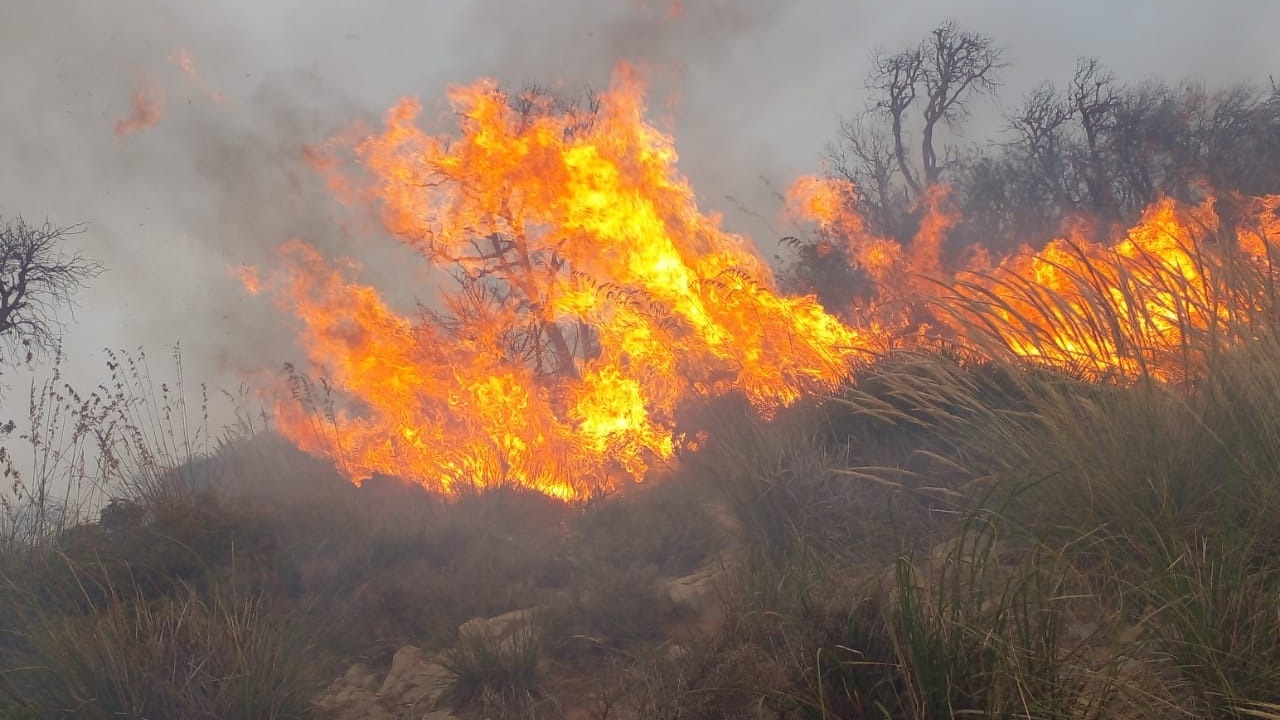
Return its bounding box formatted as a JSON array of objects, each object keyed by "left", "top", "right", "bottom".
[{"left": 1, "top": 574, "right": 321, "bottom": 720}]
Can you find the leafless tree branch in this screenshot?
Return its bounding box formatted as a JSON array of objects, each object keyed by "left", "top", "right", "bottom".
[{"left": 0, "top": 217, "right": 103, "bottom": 366}]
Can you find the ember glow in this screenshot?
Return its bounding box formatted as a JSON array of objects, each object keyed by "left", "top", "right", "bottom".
[
  {"left": 114, "top": 83, "right": 165, "bottom": 139},
  {"left": 248, "top": 64, "right": 1280, "bottom": 499},
  {"left": 169, "top": 48, "right": 227, "bottom": 105}
]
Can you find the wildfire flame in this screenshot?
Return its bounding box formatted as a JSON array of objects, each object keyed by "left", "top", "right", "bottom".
[
  {"left": 245, "top": 63, "right": 1280, "bottom": 500},
  {"left": 787, "top": 177, "right": 1280, "bottom": 383},
  {"left": 250, "top": 64, "right": 869, "bottom": 498}
]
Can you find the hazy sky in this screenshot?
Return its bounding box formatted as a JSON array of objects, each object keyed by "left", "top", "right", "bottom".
[{"left": 3, "top": 0, "right": 1279, "bottom": 411}]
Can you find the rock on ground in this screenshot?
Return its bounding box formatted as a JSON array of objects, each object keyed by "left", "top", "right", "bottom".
[{"left": 315, "top": 645, "right": 455, "bottom": 720}]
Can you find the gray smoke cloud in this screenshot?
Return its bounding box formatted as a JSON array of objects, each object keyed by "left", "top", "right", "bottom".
[{"left": 2, "top": 0, "right": 1279, "bottom": 408}]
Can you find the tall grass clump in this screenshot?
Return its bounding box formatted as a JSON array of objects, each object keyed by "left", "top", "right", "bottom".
[
  {"left": 682, "top": 395, "right": 871, "bottom": 612},
  {"left": 879, "top": 515, "right": 1119, "bottom": 720},
  {"left": 0, "top": 347, "right": 238, "bottom": 561},
  {"left": 871, "top": 212, "right": 1280, "bottom": 716},
  {"left": 666, "top": 385, "right": 1112, "bottom": 719},
  {"left": 0, "top": 349, "right": 334, "bottom": 719},
  {"left": 0, "top": 567, "right": 321, "bottom": 719},
  {"left": 443, "top": 610, "right": 550, "bottom": 719}
]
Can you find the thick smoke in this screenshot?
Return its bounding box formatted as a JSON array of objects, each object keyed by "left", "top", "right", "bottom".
[
  {"left": 2, "top": 1, "right": 386, "bottom": 397},
  {"left": 2, "top": 0, "right": 1279, "bottom": 405}
]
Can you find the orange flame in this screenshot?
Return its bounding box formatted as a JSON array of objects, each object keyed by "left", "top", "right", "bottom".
[
  {"left": 251, "top": 64, "right": 871, "bottom": 498},
  {"left": 948, "top": 195, "right": 1279, "bottom": 381},
  {"left": 785, "top": 175, "right": 1280, "bottom": 382}
]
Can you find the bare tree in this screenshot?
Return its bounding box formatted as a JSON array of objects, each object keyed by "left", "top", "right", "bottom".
[
  {"left": 868, "top": 46, "right": 925, "bottom": 194},
  {"left": 1066, "top": 58, "right": 1122, "bottom": 215},
  {"left": 0, "top": 218, "right": 102, "bottom": 366},
  {"left": 866, "top": 20, "right": 1006, "bottom": 196},
  {"left": 1008, "top": 81, "right": 1076, "bottom": 211},
  {"left": 828, "top": 117, "right": 904, "bottom": 235},
  {"left": 918, "top": 21, "right": 1006, "bottom": 185}
]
